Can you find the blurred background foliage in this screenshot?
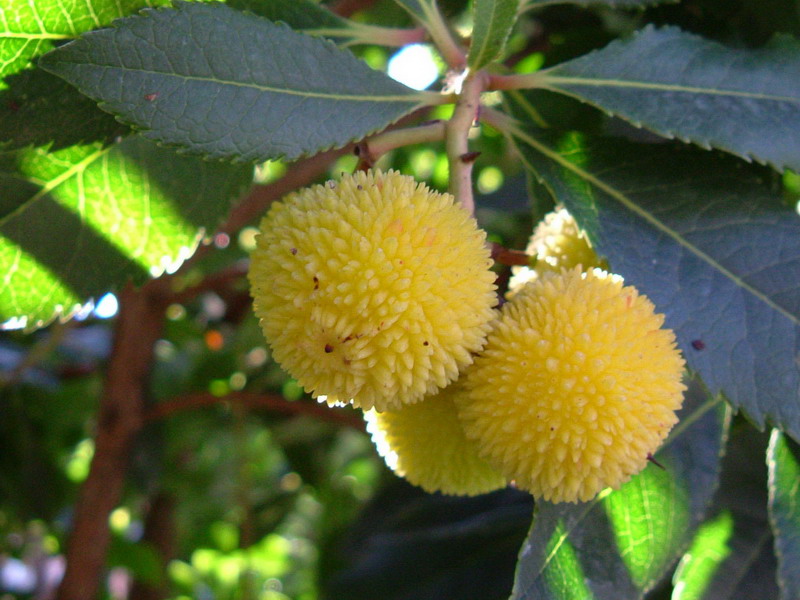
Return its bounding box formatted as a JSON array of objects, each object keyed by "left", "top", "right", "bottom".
[{"left": 2, "top": 0, "right": 800, "bottom": 598}]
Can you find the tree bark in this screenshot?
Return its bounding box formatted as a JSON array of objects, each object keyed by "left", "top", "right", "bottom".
[{"left": 56, "top": 281, "right": 169, "bottom": 600}]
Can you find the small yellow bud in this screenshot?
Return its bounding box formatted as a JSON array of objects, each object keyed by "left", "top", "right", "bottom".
[{"left": 509, "top": 207, "right": 608, "bottom": 295}]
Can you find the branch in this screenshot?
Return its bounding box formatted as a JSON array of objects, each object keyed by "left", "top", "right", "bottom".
[
  {"left": 487, "top": 71, "right": 546, "bottom": 92},
  {"left": 445, "top": 71, "right": 488, "bottom": 213},
  {"left": 56, "top": 280, "right": 171, "bottom": 600},
  {"left": 417, "top": 0, "right": 466, "bottom": 70},
  {"left": 490, "top": 242, "right": 531, "bottom": 267},
  {"left": 145, "top": 391, "right": 365, "bottom": 430},
  {"left": 355, "top": 120, "right": 446, "bottom": 169}
]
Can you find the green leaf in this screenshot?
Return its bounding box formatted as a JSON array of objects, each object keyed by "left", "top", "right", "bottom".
[
  {"left": 0, "top": 0, "right": 180, "bottom": 83},
  {"left": 0, "top": 136, "right": 252, "bottom": 329},
  {"left": 522, "top": 0, "right": 675, "bottom": 7},
  {"left": 510, "top": 127, "right": 800, "bottom": 442},
  {"left": 0, "top": 67, "right": 128, "bottom": 151},
  {"left": 539, "top": 26, "right": 800, "bottom": 171},
  {"left": 39, "top": 2, "right": 428, "bottom": 162},
  {"left": 768, "top": 430, "right": 800, "bottom": 598},
  {"left": 510, "top": 378, "right": 729, "bottom": 600},
  {"left": 673, "top": 426, "right": 778, "bottom": 600},
  {"left": 468, "top": 0, "right": 520, "bottom": 70},
  {"left": 226, "top": 0, "right": 347, "bottom": 31},
  {"left": 225, "top": 0, "right": 362, "bottom": 45}
]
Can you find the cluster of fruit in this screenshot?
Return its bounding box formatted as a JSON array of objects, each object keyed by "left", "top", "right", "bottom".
[{"left": 248, "top": 170, "right": 685, "bottom": 503}]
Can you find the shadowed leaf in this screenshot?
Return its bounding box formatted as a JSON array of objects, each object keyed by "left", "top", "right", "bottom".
[
  {"left": 509, "top": 126, "right": 800, "bottom": 442},
  {"left": 539, "top": 26, "right": 800, "bottom": 171}
]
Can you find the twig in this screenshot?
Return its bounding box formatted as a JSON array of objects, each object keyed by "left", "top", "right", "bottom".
[
  {"left": 445, "top": 71, "right": 488, "bottom": 213},
  {"left": 416, "top": 0, "right": 466, "bottom": 70},
  {"left": 170, "top": 261, "right": 249, "bottom": 305},
  {"left": 355, "top": 120, "right": 446, "bottom": 169},
  {"left": 145, "top": 391, "right": 364, "bottom": 430},
  {"left": 490, "top": 242, "right": 531, "bottom": 266},
  {"left": 487, "top": 71, "right": 547, "bottom": 92},
  {"left": 329, "top": 0, "right": 378, "bottom": 17}
]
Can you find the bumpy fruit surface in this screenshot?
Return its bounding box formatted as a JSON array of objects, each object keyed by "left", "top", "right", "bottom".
[
  {"left": 365, "top": 383, "right": 506, "bottom": 496},
  {"left": 457, "top": 267, "right": 685, "bottom": 503},
  {"left": 248, "top": 169, "right": 497, "bottom": 411},
  {"left": 509, "top": 207, "right": 607, "bottom": 295}
]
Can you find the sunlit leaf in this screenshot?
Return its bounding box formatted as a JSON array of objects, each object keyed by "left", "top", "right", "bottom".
[
  {"left": 39, "top": 2, "right": 429, "bottom": 162},
  {"left": 510, "top": 378, "right": 729, "bottom": 600},
  {"left": 0, "top": 136, "right": 252, "bottom": 329},
  {"left": 468, "top": 0, "right": 520, "bottom": 70},
  {"left": 509, "top": 126, "right": 800, "bottom": 442},
  {"left": 768, "top": 430, "right": 800, "bottom": 599},
  {"left": 672, "top": 512, "right": 736, "bottom": 600},
  {"left": 539, "top": 26, "right": 800, "bottom": 171},
  {"left": 0, "top": 0, "right": 183, "bottom": 83},
  {"left": 673, "top": 426, "right": 778, "bottom": 600}
]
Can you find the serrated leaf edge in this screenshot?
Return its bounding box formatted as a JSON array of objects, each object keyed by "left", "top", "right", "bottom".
[
  {"left": 39, "top": 2, "right": 436, "bottom": 162},
  {"left": 538, "top": 24, "right": 800, "bottom": 172},
  {"left": 507, "top": 124, "right": 800, "bottom": 330}
]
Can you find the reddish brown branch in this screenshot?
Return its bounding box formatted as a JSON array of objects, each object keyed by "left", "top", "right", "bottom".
[
  {"left": 170, "top": 261, "right": 249, "bottom": 305},
  {"left": 145, "top": 391, "right": 364, "bottom": 430},
  {"left": 56, "top": 280, "right": 171, "bottom": 600},
  {"left": 490, "top": 242, "right": 531, "bottom": 267},
  {"left": 329, "top": 0, "right": 378, "bottom": 17}
]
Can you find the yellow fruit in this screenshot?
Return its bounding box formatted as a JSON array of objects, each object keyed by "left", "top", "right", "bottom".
[
  {"left": 509, "top": 207, "right": 608, "bottom": 295},
  {"left": 365, "top": 382, "right": 506, "bottom": 496},
  {"left": 248, "top": 169, "right": 497, "bottom": 411},
  {"left": 457, "top": 267, "right": 685, "bottom": 503}
]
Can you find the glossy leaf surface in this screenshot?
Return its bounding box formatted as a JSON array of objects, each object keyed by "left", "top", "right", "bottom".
[
  {"left": 540, "top": 26, "right": 800, "bottom": 171},
  {"left": 510, "top": 126, "right": 800, "bottom": 442},
  {"left": 40, "top": 2, "right": 426, "bottom": 162}
]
